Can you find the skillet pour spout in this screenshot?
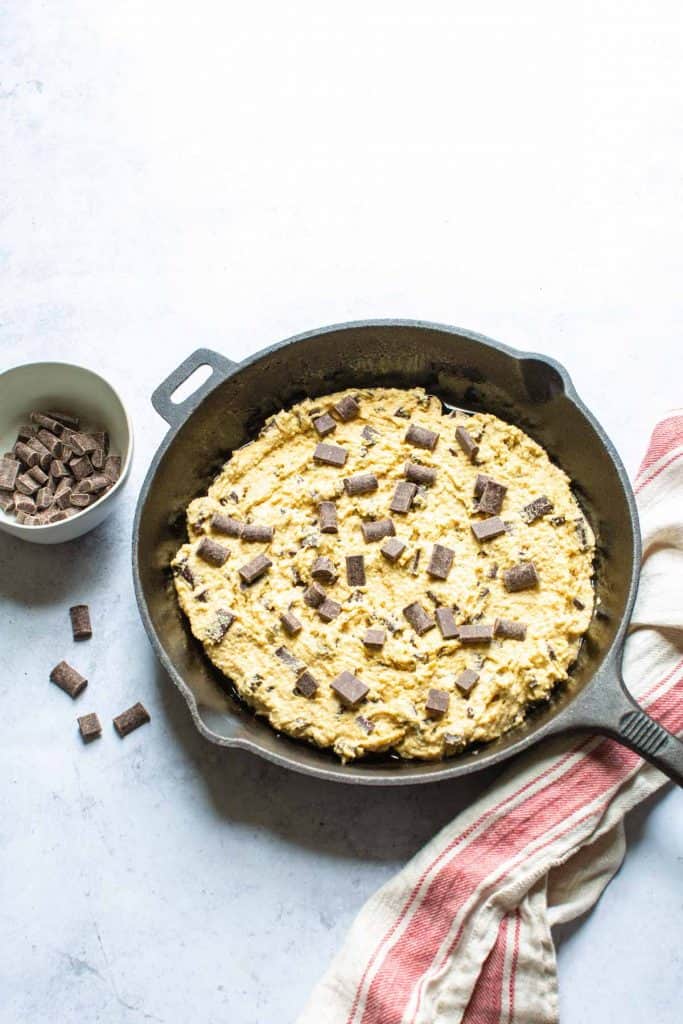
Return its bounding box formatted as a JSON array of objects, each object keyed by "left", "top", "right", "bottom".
[{"left": 133, "top": 321, "right": 683, "bottom": 787}]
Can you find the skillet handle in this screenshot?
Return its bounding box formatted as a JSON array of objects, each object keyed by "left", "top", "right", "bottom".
[{"left": 152, "top": 348, "right": 237, "bottom": 428}]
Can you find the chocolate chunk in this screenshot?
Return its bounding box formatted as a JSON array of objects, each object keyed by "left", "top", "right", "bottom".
[
  {"left": 0, "top": 458, "right": 20, "bottom": 491},
  {"left": 318, "top": 598, "right": 341, "bottom": 622},
  {"left": 87, "top": 474, "right": 110, "bottom": 492},
  {"left": 471, "top": 517, "right": 507, "bottom": 542},
  {"left": 0, "top": 493, "right": 14, "bottom": 513},
  {"left": 15, "top": 472, "right": 40, "bottom": 496},
  {"left": 77, "top": 712, "right": 102, "bottom": 742},
  {"left": 435, "top": 607, "right": 459, "bottom": 639},
  {"left": 575, "top": 517, "right": 589, "bottom": 551},
  {"left": 13, "top": 442, "right": 39, "bottom": 468},
  {"left": 427, "top": 543, "right": 454, "bottom": 580},
  {"left": 331, "top": 670, "right": 369, "bottom": 707},
  {"left": 70, "top": 455, "right": 94, "bottom": 481},
  {"left": 47, "top": 410, "right": 80, "bottom": 430},
  {"left": 393, "top": 406, "right": 411, "bottom": 419},
  {"left": 503, "top": 561, "right": 539, "bottom": 592},
  {"left": 409, "top": 548, "right": 422, "bottom": 575},
  {"left": 197, "top": 537, "right": 230, "bottom": 567},
  {"left": 522, "top": 495, "right": 554, "bottom": 523},
  {"left": 313, "top": 412, "right": 336, "bottom": 437},
  {"left": 313, "top": 443, "right": 347, "bottom": 467},
  {"left": 473, "top": 473, "right": 492, "bottom": 498},
  {"left": 304, "top": 581, "right": 327, "bottom": 607},
  {"left": 403, "top": 602, "right": 436, "bottom": 636},
  {"left": 113, "top": 702, "right": 150, "bottom": 738},
  {"left": 46, "top": 509, "right": 70, "bottom": 523},
  {"left": 573, "top": 597, "right": 585, "bottom": 610},
  {"left": 333, "top": 395, "right": 360, "bottom": 422},
  {"left": 280, "top": 611, "right": 303, "bottom": 636},
  {"left": 242, "top": 523, "right": 274, "bottom": 543},
  {"left": 356, "top": 715, "right": 375, "bottom": 734},
  {"left": 92, "top": 431, "right": 109, "bottom": 454},
  {"left": 455, "top": 425, "right": 478, "bottom": 461},
  {"left": 380, "top": 537, "right": 406, "bottom": 563},
  {"left": 27, "top": 436, "right": 50, "bottom": 457},
  {"left": 70, "top": 432, "right": 99, "bottom": 455},
  {"left": 35, "top": 487, "right": 53, "bottom": 510},
  {"left": 318, "top": 501, "right": 338, "bottom": 533},
  {"left": 344, "top": 473, "right": 378, "bottom": 496},
  {"left": 455, "top": 668, "right": 479, "bottom": 694},
  {"left": 50, "top": 660, "right": 87, "bottom": 698},
  {"left": 345, "top": 554, "right": 366, "bottom": 587},
  {"left": 14, "top": 494, "right": 36, "bottom": 514},
  {"left": 478, "top": 480, "right": 507, "bottom": 515},
  {"left": 28, "top": 465, "right": 49, "bottom": 485},
  {"left": 50, "top": 460, "right": 71, "bottom": 480},
  {"left": 37, "top": 429, "right": 64, "bottom": 459},
  {"left": 91, "top": 448, "right": 105, "bottom": 470},
  {"left": 54, "top": 482, "right": 73, "bottom": 508},
  {"left": 17, "top": 424, "right": 37, "bottom": 442},
  {"left": 212, "top": 513, "right": 242, "bottom": 537},
  {"left": 311, "top": 556, "right": 337, "bottom": 584},
  {"left": 103, "top": 455, "right": 121, "bottom": 482},
  {"left": 69, "top": 492, "right": 92, "bottom": 508},
  {"left": 361, "top": 518, "right": 395, "bottom": 543},
  {"left": 494, "top": 618, "right": 527, "bottom": 640},
  {"left": 295, "top": 670, "right": 318, "bottom": 698},
  {"left": 275, "top": 645, "right": 302, "bottom": 670},
  {"left": 69, "top": 604, "right": 92, "bottom": 640},
  {"left": 425, "top": 688, "right": 449, "bottom": 718},
  {"left": 361, "top": 425, "right": 379, "bottom": 442},
  {"left": 458, "top": 623, "right": 494, "bottom": 643},
  {"left": 30, "top": 412, "right": 61, "bottom": 434},
  {"left": 205, "top": 608, "right": 235, "bottom": 643},
  {"left": 404, "top": 461, "right": 436, "bottom": 486},
  {"left": 363, "top": 628, "right": 386, "bottom": 648},
  {"left": 404, "top": 423, "right": 439, "bottom": 451},
  {"left": 390, "top": 481, "right": 418, "bottom": 514},
  {"left": 238, "top": 553, "right": 271, "bottom": 583}
]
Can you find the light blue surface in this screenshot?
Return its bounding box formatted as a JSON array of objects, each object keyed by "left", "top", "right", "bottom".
[{"left": 1, "top": 3, "right": 681, "bottom": 1021}]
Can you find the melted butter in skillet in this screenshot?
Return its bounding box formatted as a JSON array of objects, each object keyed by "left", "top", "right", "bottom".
[{"left": 171, "top": 387, "right": 594, "bottom": 762}]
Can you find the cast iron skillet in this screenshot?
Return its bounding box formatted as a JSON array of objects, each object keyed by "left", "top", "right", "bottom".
[{"left": 133, "top": 320, "right": 683, "bottom": 787}]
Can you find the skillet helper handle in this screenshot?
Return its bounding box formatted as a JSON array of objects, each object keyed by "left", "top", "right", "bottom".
[{"left": 152, "top": 348, "right": 237, "bottom": 428}]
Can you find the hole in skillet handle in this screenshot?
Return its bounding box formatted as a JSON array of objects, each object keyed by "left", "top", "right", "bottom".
[
  {"left": 151, "top": 348, "right": 237, "bottom": 428},
  {"left": 170, "top": 364, "right": 213, "bottom": 404}
]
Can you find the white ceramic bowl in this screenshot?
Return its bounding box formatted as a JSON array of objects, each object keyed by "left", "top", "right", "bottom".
[{"left": 0, "top": 362, "right": 133, "bottom": 544}]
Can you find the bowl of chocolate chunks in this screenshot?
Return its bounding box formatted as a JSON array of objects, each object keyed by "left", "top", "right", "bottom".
[{"left": 0, "top": 362, "right": 133, "bottom": 543}]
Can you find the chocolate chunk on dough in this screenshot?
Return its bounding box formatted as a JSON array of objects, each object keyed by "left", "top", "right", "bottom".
[
  {"left": 77, "top": 712, "right": 102, "bottom": 742},
  {"left": 295, "top": 670, "right": 319, "bottom": 698},
  {"left": 50, "top": 660, "right": 87, "bottom": 698},
  {"left": 494, "top": 618, "right": 527, "bottom": 640},
  {"left": 455, "top": 669, "right": 479, "bottom": 694},
  {"left": 503, "top": 561, "right": 539, "bottom": 592},
  {"left": 363, "top": 628, "right": 386, "bottom": 648},
  {"left": 403, "top": 602, "right": 436, "bottom": 636},
  {"left": 380, "top": 537, "right": 405, "bottom": 563},
  {"left": 69, "top": 604, "right": 92, "bottom": 640},
  {"left": 344, "top": 473, "right": 378, "bottom": 496},
  {"left": 404, "top": 461, "right": 436, "bottom": 486},
  {"left": 311, "top": 556, "right": 337, "bottom": 584},
  {"left": 312, "top": 413, "right": 336, "bottom": 437},
  {"left": 427, "top": 544, "right": 454, "bottom": 580},
  {"left": 318, "top": 501, "right": 338, "bottom": 533},
  {"left": 205, "top": 608, "right": 235, "bottom": 643},
  {"left": 361, "top": 518, "right": 395, "bottom": 543},
  {"left": 522, "top": 495, "right": 554, "bottom": 523},
  {"left": 331, "top": 671, "right": 369, "bottom": 707},
  {"left": 389, "top": 481, "right": 418, "bottom": 514},
  {"left": 473, "top": 473, "right": 492, "bottom": 498},
  {"left": 478, "top": 479, "right": 507, "bottom": 515},
  {"left": 458, "top": 623, "right": 494, "bottom": 643},
  {"left": 241, "top": 523, "right": 274, "bottom": 543},
  {"left": 113, "top": 702, "right": 150, "bottom": 738},
  {"left": 212, "top": 513, "right": 242, "bottom": 537},
  {"left": 280, "top": 611, "right": 303, "bottom": 636},
  {"left": 471, "top": 517, "right": 507, "bottom": 542},
  {"left": 455, "top": 425, "right": 478, "bottom": 461},
  {"left": 304, "top": 581, "right": 327, "bottom": 608},
  {"left": 318, "top": 598, "right": 341, "bottom": 622},
  {"left": 238, "top": 553, "right": 272, "bottom": 583},
  {"left": 333, "top": 395, "right": 360, "bottom": 422},
  {"left": 404, "top": 423, "right": 439, "bottom": 451},
  {"left": 345, "top": 554, "right": 366, "bottom": 587},
  {"left": 425, "top": 688, "right": 450, "bottom": 718},
  {"left": 197, "top": 537, "right": 230, "bottom": 567},
  {"left": 435, "top": 607, "right": 459, "bottom": 639},
  {"left": 313, "top": 443, "right": 348, "bottom": 467}
]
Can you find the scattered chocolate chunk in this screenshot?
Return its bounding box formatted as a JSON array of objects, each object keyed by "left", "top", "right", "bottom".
[
  {"left": 295, "top": 670, "right": 318, "bottom": 698},
  {"left": 404, "top": 461, "right": 436, "bottom": 486},
  {"left": 28, "top": 465, "right": 49, "bottom": 485},
  {"left": 30, "top": 412, "right": 61, "bottom": 433},
  {"left": 14, "top": 494, "right": 36, "bottom": 514},
  {"left": 331, "top": 670, "right": 369, "bottom": 707},
  {"left": 318, "top": 501, "right": 338, "bottom": 534},
  {"left": 361, "top": 518, "right": 395, "bottom": 543},
  {"left": 471, "top": 517, "right": 507, "bottom": 542},
  {"left": 345, "top": 554, "right": 366, "bottom": 587},
  {"left": 458, "top": 623, "right": 494, "bottom": 643},
  {"left": 380, "top": 537, "right": 406, "bottom": 563},
  {"left": 455, "top": 669, "right": 479, "bottom": 694},
  {"left": 344, "top": 473, "right": 378, "bottom": 496},
  {"left": 522, "top": 495, "right": 554, "bottom": 524},
  {"left": 575, "top": 517, "right": 589, "bottom": 551},
  {"left": 49, "top": 460, "right": 71, "bottom": 480},
  {"left": 404, "top": 423, "right": 439, "bottom": 451},
  {"left": 241, "top": 523, "right": 274, "bottom": 543},
  {"left": 503, "top": 561, "right": 539, "bottom": 592},
  {"left": 238, "top": 553, "right": 272, "bottom": 584},
  {"left": 390, "top": 481, "right": 418, "bottom": 514},
  {"left": 409, "top": 548, "right": 422, "bottom": 575},
  {"left": 70, "top": 455, "right": 94, "bottom": 481},
  {"left": 47, "top": 410, "right": 80, "bottom": 430},
  {"left": 393, "top": 406, "right": 411, "bottom": 419},
  {"left": 77, "top": 712, "right": 102, "bottom": 742},
  {"left": 333, "top": 395, "right": 360, "bottom": 422},
  {"left": 403, "top": 602, "right": 436, "bottom": 636},
  {"left": 197, "top": 537, "right": 230, "bottom": 567},
  {"left": 14, "top": 442, "right": 39, "bottom": 467},
  {"left": 212, "top": 513, "right": 242, "bottom": 536},
  {"left": 311, "top": 556, "right": 337, "bottom": 583},
  {"left": 304, "top": 581, "right": 327, "bottom": 607},
  {"left": 478, "top": 480, "right": 507, "bottom": 515},
  {"left": 50, "top": 660, "right": 87, "bottom": 698},
  {"left": 435, "top": 607, "right": 459, "bottom": 639},
  {"left": 275, "top": 645, "right": 302, "bottom": 670},
  {"left": 103, "top": 455, "right": 121, "bottom": 482},
  {"left": 313, "top": 412, "right": 336, "bottom": 437},
  {"left": 280, "top": 611, "right": 303, "bottom": 636},
  {"left": 425, "top": 688, "right": 450, "bottom": 718},
  {"left": 205, "top": 608, "right": 235, "bottom": 643},
  {"left": 313, "top": 443, "right": 347, "bottom": 467},
  {"left": 318, "top": 598, "right": 341, "bottom": 622},
  {"left": 494, "top": 618, "right": 527, "bottom": 640},
  {"left": 361, "top": 425, "right": 379, "bottom": 442},
  {"left": 427, "top": 543, "right": 455, "bottom": 580},
  {"left": 15, "top": 472, "right": 40, "bottom": 496},
  {"left": 356, "top": 715, "right": 375, "bottom": 734},
  {"left": 455, "top": 425, "right": 478, "bottom": 461},
  {"left": 363, "top": 628, "right": 386, "bottom": 648},
  {"left": 550, "top": 515, "right": 566, "bottom": 527},
  {"left": 473, "top": 473, "right": 492, "bottom": 498},
  {"left": 0, "top": 458, "right": 20, "bottom": 491},
  {"left": 69, "top": 604, "right": 92, "bottom": 640},
  {"left": 572, "top": 597, "right": 585, "bottom": 610},
  {"left": 113, "top": 702, "right": 150, "bottom": 738},
  {"left": 37, "top": 429, "right": 64, "bottom": 458}
]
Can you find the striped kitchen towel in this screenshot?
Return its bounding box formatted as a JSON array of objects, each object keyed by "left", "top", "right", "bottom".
[{"left": 297, "top": 412, "right": 683, "bottom": 1024}]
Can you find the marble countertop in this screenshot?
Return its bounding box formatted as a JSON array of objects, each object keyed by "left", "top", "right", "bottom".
[{"left": 2, "top": 3, "right": 681, "bottom": 1021}]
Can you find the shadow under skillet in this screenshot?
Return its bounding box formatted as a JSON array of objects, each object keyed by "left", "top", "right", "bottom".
[{"left": 153, "top": 654, "right": 503, "bottom": 864}]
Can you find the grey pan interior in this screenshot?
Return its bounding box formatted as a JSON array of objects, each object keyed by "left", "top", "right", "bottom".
[{"left": 133, "top": 321, "right": 683, "bottom": 786}]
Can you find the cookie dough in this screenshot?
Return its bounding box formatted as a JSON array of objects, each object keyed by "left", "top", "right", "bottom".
[{"left": 172, "top": 387, "right": 594, "bottom": 762}]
